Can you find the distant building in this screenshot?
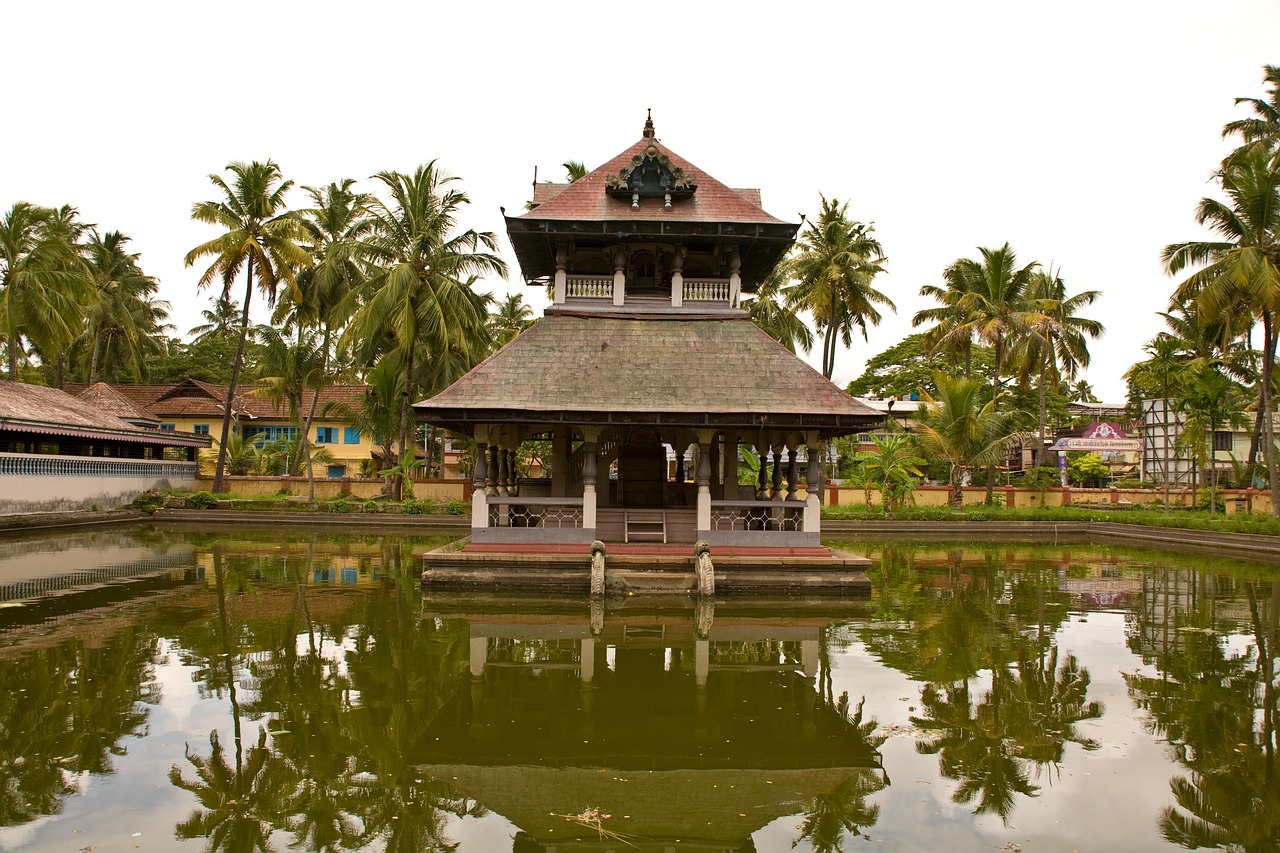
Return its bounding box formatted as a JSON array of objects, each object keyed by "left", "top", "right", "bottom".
[{"left": 0, "top": 379, "right": 209, "bottom": 514}]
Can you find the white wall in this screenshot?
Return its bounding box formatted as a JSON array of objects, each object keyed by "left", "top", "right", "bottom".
[{"left": 0, "top": 454, "right": 199, "bottom": 515}]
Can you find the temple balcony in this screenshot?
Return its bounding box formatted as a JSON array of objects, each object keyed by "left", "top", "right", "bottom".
[{"left": 556, "top": 274, "right": 740, "bottom": 314}]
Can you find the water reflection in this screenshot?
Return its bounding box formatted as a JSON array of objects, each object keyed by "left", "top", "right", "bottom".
[
  {"left": 5, "top": 532, "right": 1280, "bottom": 850},
  {"left": 426, "top": 598, "right": 888, "bottom": 850}
]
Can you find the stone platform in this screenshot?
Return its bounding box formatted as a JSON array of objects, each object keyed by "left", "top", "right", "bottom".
[{"left": 421, "top": 541, "right": 871, "bottom": 594}]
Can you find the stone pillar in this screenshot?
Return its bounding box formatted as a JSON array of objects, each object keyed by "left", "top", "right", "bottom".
[
  {"left": 469, "top": 636, "right": 488, "bottom": 678},
  {"left": 612, "top": 247, "right": 626, "bottom": 307},
  {"left": 580, "top": 638, "right": 595, "bottom": 683},
  {"left": 506, "top": 448, "right": 518, "bottom": 496},
  {"left": 553, "top": 242, "right": 568, "bottom": 304},
  {"left": 727, "top": 247, "right": 742, "bottom": 308},
  {"left": 582, "top": 439, "right": 598, "bottom": 532},
  {"left": 802, "top": 638, "right": 819, "bottom": 681},
  {"left": 472, "top": 441, "right": 489, "bottom": 529},
  {"left": 675, "top": 450, "right": 686, "bottom": 484},
  {"left": 486, "top": 444, "right": 500, "bottom": 497},
  {"left": 496, "top": 445, "right": 509, "bottom": 497},
  {"left": 787, "top": 446, "right": 800, "bottom": 501},
  {"left": 671, "top": 245, "right": 685, "bottom": 307},
  {"left": 695, "top": 638, "right": 710, "bottom": 687},
  {"left": 805, "top": 437, "right": 822, "bottom": 534},
  {"left": 771, "top": 446, "right": 785, "bottom": 501},
  {"left": 710, "top": 433, "right": 722, "bottom": 500},
  {"left": 696, "top": 438, "right": 713, "bottom": 534}
]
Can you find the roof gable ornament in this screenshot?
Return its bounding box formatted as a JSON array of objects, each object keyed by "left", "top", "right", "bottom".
[{"left": 606, "top": 111, "right": 697, "bottom": 210}]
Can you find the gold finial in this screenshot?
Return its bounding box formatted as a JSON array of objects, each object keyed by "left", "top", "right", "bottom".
[{"left": 643, "top": 108, "right": 654, "bottom": 139}]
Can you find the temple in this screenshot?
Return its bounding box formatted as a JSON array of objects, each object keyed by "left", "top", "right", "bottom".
[{"left": 415, "top": 116, "right": 880, "bottom": 569}]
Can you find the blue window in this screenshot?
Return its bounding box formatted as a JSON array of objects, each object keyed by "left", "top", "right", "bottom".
[
  {"left": 243, "top": 425, "right": 298, "bottom": 442},
  {"left": 193, "top": 424, "right": 210, "bottom": 436},
  {"left": 316, "top": 426, "right": 336, "bottom": 444},
  {"left": 343, "top": 427, "right": 361, "bottom": 444},
  {"left": 341, "top": 567, "right": 358, "bottom": 585},
  {"left": 159, "top": 423, "right": 176, "bottom": 432},
  {"left": 326, "top": 465, "right": 346, "bottom": 479}
]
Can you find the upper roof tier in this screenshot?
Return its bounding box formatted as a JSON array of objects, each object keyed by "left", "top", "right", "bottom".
[{"left": 506, "top": 116, "right": 799, "bottom": 287}]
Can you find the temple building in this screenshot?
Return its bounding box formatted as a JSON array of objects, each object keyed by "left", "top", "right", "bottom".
[{"left": 415, "top": 116, "right": 880, "bottom": 559}]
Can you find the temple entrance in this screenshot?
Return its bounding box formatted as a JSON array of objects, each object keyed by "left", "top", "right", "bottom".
[{"left": 618, "top": 428, "right": 665, "bottom": 507}]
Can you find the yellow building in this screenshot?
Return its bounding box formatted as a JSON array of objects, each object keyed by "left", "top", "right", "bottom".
[{"left": 70, "top": 380, "right": 382, "bottom": 478}]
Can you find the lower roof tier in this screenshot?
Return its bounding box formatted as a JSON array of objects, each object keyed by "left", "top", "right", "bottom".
[{"left": 414, "top": 314, "right": 881, "bottom": 435}]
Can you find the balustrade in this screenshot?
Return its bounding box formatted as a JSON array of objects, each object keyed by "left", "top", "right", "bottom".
[
  {"left": 565, "top": 275, "right": 614, "bottom": 299},
  {"left": 0, "top": 453, "right": 198, "bottom": 479},
  {"left": 683, "top": 278, "right": 730, "bottom": 302},
  {"left": 709, "top": 499, "right": 807, "bottom": 532},
  {"left": 486, "top": 496, "right": 585, "bottom": 529}
]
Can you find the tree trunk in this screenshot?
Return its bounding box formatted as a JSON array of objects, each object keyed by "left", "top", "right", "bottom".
[
  {"left": 951, "top": 464, "right": 964, "bottom": 509},
  {"left": 89, "top": 327, "right": 104, "bottom": 385},
  {"left": 214, "top": 262, "right": 254, "bottom": 494},
  {"left": 986, "top": 337, "right": 1002, "bottom": 504},
  {"left": 1036, "top": 360, "right": 1047, "bottom": 468},
  {"left": 396, "top": 336, "right": 417, "bottom": 502}
]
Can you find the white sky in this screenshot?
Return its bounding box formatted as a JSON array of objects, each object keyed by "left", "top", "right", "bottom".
[{"left": 4, "top": 1, "right": 1277, "bottom": 402}]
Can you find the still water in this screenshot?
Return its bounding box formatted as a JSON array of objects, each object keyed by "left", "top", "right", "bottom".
[{"left": 0, "top": 527, "right": 1277, "bottom": 852}]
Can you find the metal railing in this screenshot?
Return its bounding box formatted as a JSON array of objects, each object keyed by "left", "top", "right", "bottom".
[
  {"left": 709, "top": 499, "right": 805, "bottom": 532},
  {"left": 0, "top": 453, "right": 198, "bottom": 478},
  {"left": 487, "top": 496, "right": 585, "bottom": 529}
]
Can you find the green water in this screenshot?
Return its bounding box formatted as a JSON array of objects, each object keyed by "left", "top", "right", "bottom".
[{"left": 0, "top": 528, "right": 1277, "bottom": 851}]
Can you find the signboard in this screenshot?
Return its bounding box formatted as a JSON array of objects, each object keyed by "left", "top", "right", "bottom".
[{"left": 1050, "top": 421, "right": 1141, "bottom": 452}]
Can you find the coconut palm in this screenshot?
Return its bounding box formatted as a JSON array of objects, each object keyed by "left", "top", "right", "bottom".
[
  {"left": 487, "top": 291, "right": 534, "bottom": 348},
  {"left": 1223, "top": 64, "right": 1280, "bottom": 160},
  {"left": 1016, "top": 268, "right": 1103, "bottom": 466},
  {"left": 1126, "top": 334, "right": 1192, "bottom": 506},
  {"left": 185, "top": 160, "right": 310, "bottom": 493},
  {"left": 742, "top": 264, "right": 815, "bottom": 354},
  {"left": 189, "top": 295, "right": 242, "bottom": 342},
  {"left": 855, "top": 433, "right": 925, "bottom": 512},
  {"left": 916, "top": 373, "right": 1027, "bottom": 508},
  {"left": 346, "top": 163, "right": 506, "bottom": 497},
  {"left": 76, "top": 230, "right": 169, "bottom": 384},
  {"left": 252, "top": 325, "right": 326, "bottom": 481},
  {"left": 914, "top": 260, "right": 982, "bottom": 377},
  {"left": 786, "top": 196, "right": 892, "bottom": 379},
  {"left": 0, "top": 202, "right": 93, "bottom": 380},
  {"left": 324, "top": 357, "right": 404, "bottom": 492},
  {"left": 1162, "top": 146, "right": 1280, "bottom": 515}
]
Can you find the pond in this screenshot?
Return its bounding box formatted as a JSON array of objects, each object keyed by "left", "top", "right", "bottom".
[{"left": 0, "top": 527, "right": 1276, "bottom": 852}]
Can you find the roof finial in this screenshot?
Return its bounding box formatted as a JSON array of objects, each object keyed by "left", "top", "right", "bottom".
[{"left": 643, "top": 108, "right": 654, "bottom": 139}]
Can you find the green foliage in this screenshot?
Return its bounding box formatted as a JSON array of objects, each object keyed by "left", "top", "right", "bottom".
[
  {"left": 821, "top": 503, "right": 1280, "bottom": 534},
  {"left": 1067, "top": 453, "right": 1109, "bottom": 487},
  {"left": 1013, "top": 466, "right": 1059, "bottom": 488},
  {"left": 363, "top": 500, "right": 380, "bottom": 514},
  {"left": 444, "top": 499, "right": 468, "bottom": 515},
  {"left": 855, "top": 434, "right": 925, "bottom": 512},
  {"left": 846, "top": 333, "right": 995, "bottom": 400},
  {"left": 188, "top": 491, "right": 218, "bottom": 509},
  {"left": 401, "top": 498, "right": 431, "bottom": 515},
  {"left": 327, "top": 495, "right": 351, "bottom": 513},
  {"left": 131, "top": 491, "right": 164, "bottom": 512}
]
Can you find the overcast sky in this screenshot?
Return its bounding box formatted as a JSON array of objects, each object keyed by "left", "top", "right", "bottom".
[{"left": 4, "top": 1, "right": 1277, "bottom": 401}]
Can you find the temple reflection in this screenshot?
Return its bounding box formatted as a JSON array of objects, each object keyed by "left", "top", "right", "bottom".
[{"left": 418, "top": 598, "right": 887, "bottom": 852}]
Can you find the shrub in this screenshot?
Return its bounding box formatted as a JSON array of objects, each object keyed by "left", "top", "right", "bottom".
[
  {"left": 444, "top": 499, "right": 468, "bottom": 515},
  {"left": 189, "top": 491, "right": 219, "bottom": 509},
  {"left": 402, "top": 498, "right": 430, "bottom": 515},
  {"left": 328, "top": 497, "right": 351, "bottom": 513},
  {"left": 132, "top": 491, "right": 164, "bottom": 513},
  {"left": 363, "top": 500, "right": 380, "bottom": 514}
]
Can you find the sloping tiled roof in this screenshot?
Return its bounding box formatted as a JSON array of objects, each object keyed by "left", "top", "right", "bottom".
[
  {"left": 414, "top": 315, "right": 880, "bottom": 432},
  {"left": 0, "top": 380, "right": 208, "bottom": 446},
  {"left": 77, "top": 382, "right": 162, "bottom": 425},
  {"left": 518, "top": 136, "right": 787, "bottom": 224},
  {"left": 65, "top": 381, "right": 369, "bottom": 421}
]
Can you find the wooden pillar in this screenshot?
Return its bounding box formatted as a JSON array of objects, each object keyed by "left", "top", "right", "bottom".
[
  {"left": 506, "top": 448, "right": 518, "bottom": 495},
  {"left": 771, "top": 446, "right": 785, "bottom": 501},
  {"left": 727, "top": 246, "right": 742, "bottom": 308},
  {"left": 552, "top": 426, "right": 571, "bottom": 498},
  {"left": 486, "top": 444, "right": 500, "bottom": 496},
  {"left": 756, "top": 441, "right": 769, "bottom": 500},
  {"left": 710, "top": 433, "right": 722, "bottom": 500},
  {"left": 787, "top": 446, "right": 800, "bottom": 501},
  {"left": 496, "top": 445, "right": 509, "bottom": 497},
  {"left": 724, "top": 433, "right": 740, "bottom": 500}
]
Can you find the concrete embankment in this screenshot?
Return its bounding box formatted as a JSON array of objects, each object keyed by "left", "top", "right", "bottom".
[{"left": 824, "top": 520, "right": 1280, "bottom": 562}]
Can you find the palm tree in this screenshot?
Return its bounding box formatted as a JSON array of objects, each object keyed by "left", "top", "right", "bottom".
[
  {"left": 1126, "top": 334, "right": 1192, "bottom": 506},
  {"left": 1069, "top": 380, "right": 1098, "bottom": 403},
  {"left": 1162, "top": 146, "right": 1280, "bottom": 516},
  {"left": 189, "top": 295, "right": 242, "bottom": 342},
  {"left": 324, "top": 357, "right": 405, "bottom": 492},
  {"left": 1017, "top": 268, "right": 1104, "bottom": 466},
  {"left": 916, "top": 373, "right": 1027, "bottom": 508},
  {"left": 280, "top": 179, "right": 372, "bottom": 475},
  {"left": 742, "top": 264, "right": 815, "bottom": 354},
  {"left": 786, "top": 196, "right": 893, "bottom": 379},
  {"left": 487, "top": 291, "right": 534, "bottom": 349},
  {"left": 1223, "top": 64, "right": 1280, "bottom": 160},
  {"left": 855, "top": 434, "right": 925, "bottom": 513},
  {"left": 562, "top": 160, "right": 588, "bottom": 182},
  {"left": 346, "top": 163, "right": 506, "bottom": 497},
  {"left": 77, "top": 230, "right": 169, "bottom": 384},
  {"left": 252, "top": 325, "right": 326, "bottom": 484},
  {"left": 914, "top": 260, "right": 981, "bottom": 377},
  {"left": 1179, "top": 363, "right": 1247, "bottom": 512},
  {"left": 0, "top": 202, "right": 92, "bottom": 380},
  {"left": 185, "top": 160, "right": 310, "bottom": 493}
]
